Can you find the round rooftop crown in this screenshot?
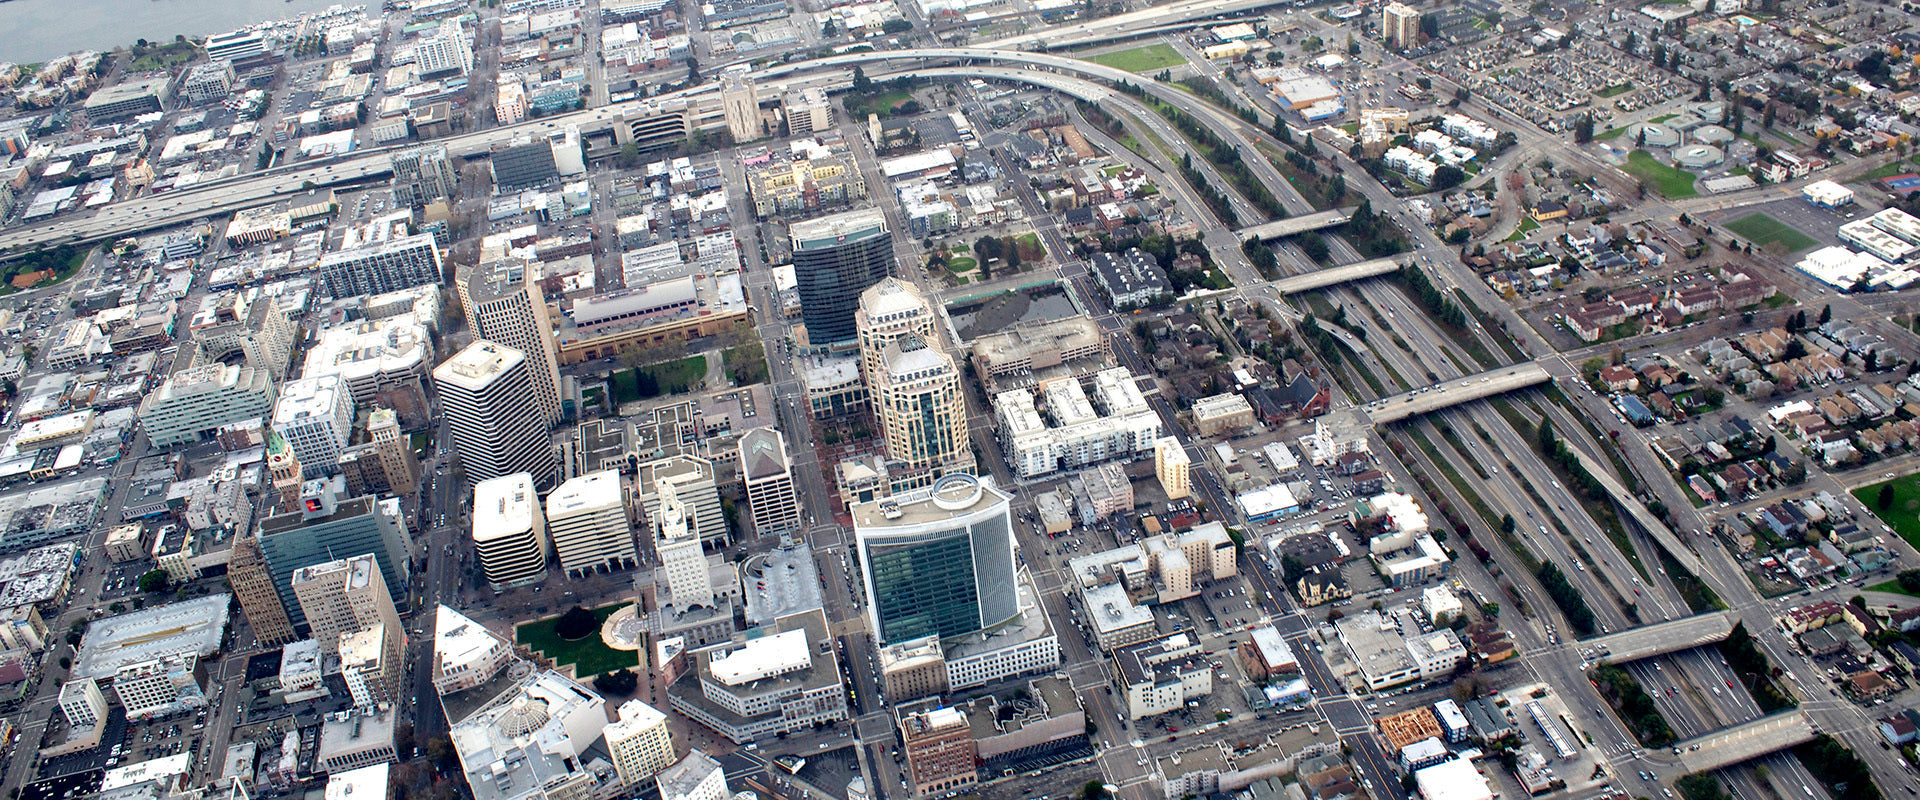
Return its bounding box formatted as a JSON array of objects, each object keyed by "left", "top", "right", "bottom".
[{"left": 930, "top": 473, "right": 984, "bottom": 510}]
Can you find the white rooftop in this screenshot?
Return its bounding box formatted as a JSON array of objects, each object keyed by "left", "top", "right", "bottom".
[
  {"left": 546, "top": 470, "right": 623, "bottom": 518},
  {"left": 473, "top": 473, "right": 539, "bottom": 543},
  {"left": 708, "top": 627, "right": 810, "bottom": 686},
  {"left": 325, "top": 763, "right": 391, "bottom": 800},
  {"left": 1414, "top": 758, "right": 1492, "bottom": 800},
  {"left": 72, "top": 594, "right": 231, "bottom": 681}
]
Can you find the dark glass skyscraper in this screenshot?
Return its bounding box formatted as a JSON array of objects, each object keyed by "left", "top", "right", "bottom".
[
  {"left": 790, "top": 208, "right": 893, "bottom": 346},
  {"left": 852, "top": 474, "right": 1017, "bottom": 645}
]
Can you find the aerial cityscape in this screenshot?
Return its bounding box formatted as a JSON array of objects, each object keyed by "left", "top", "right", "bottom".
[{"left": 0, "top": 3, "right": 1915, "bottom": 800}]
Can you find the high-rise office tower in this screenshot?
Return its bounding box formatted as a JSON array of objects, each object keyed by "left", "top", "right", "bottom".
[
  {"left": 790, "top": 208, "right": 892, "bottom": 346},
  {"left": 258, "top": 477, "right": 414, "bottom": 630},
  {"left": 636, "top": 455, "right": 727, "bottom": 547},
  {"left": 857, "top": 279, "right": 973, "bottom": 480},
  {"left": 290, "top": 554, "right": 407, "bottom": 708},
  {"left": 719, "top": 71, "right": 760, "bottom": 144},
  {"left": 369, "top": 408, "right": 419, "bottom": 496},
  {"left": 653, "top": 478, "right": 713, "bottom": 609},
  {"left": 546, "top": 470, "right": 636, "bottom": 576},
  {"left": 1383, "top": 2, "right": 1421, "bottom": 49},
  {"left": 856, "top": 276, "right": 938, "bottom": 377},
  {"left": 435, "top": 341, "right": 559, "bottom": 489},
  {"left": 472, "top": 473, "right": 550, "bottom": 588},
  {"left": 272, "top": 374, "right": 356, "bottom": 477},
  {"left": 604, "top": 699, "right": 676, "bottom": 787},
  {"left": 738, "top": 428, "right": 800, "bottom": 538},
  {"left": 290, "top": 553, "right": 406, "bottom": 660},
  {"left": 389, "top": 145, "right": 459, "bottom": 208},
  {"left": 460, "top": 259, "right": 564, "bottom": 428},
  {"left": 852, "top": 474, "right": 1017, "bottom": 645},
  {"left": 266, "top": 432, "right": 305, "bottom": 516},
  {"left": 229, "top": 535, "right": 298, "bottom": 647}
]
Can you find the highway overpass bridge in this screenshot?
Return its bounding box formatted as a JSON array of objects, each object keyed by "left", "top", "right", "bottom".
[
  {"left": 1581, "top": 612, "right": 1738, "bottom": 663},
  {"left": 1673, "top": 711, "right": 1818, "bottom": 773},
  {"left": 1269, "top": 257, "right": 1403, "bottom": 296},
  {"left": 1359, "top": 363, "right": 1553, "bottom": 424},
  {"left": 1237, "top": 209, "right": 1353, "bottom": 241}
]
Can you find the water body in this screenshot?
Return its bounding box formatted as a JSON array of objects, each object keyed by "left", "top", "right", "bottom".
[{"left": 0, "top": 0, "right": 364, "bottom": 63}]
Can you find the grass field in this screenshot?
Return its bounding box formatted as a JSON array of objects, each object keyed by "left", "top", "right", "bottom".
[
  {"left": 1624, "top": 150, "right": 1698, "bottom": 198},
  {"left": 515, "top": 604, "right": 639, "bottom": 677},
  {"left": 610, "top": 355, "right": 706, "bottom": 403},
  {"left": 1854, "top": 475, "right": 1920, "bottom": 555},
  {"left": 1595, "top": 83, "right": 1634, "bottom": 98},
  {"left": 1081, "top": 44, "right": 1186, "bottom": 73},
  {"left": 1594, "top": 126, "right": 1630, "bottom": 140},
  {"left": 1727, "top": 213, "right": 1818, "bottom": 253}
]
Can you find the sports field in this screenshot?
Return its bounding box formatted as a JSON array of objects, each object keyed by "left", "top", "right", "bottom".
[{"left": 1726, "top": 213, "right": 1817, "bottom": 253}]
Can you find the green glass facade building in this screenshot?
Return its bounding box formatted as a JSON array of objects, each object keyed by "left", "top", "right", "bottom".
[{"left": 853, "top": 474, "right": 1017, "bottom": 645}]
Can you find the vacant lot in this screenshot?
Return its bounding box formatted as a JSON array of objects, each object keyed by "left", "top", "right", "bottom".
[
  {"left": 1625, "top": 150, "right": 1698, "bottom": 198},
  {"left": 515, "top": 604, "right": 638, "bottom": 677},
  {"left": 1727, "top": 213, "right": 1817, "bottom": 253},
  {"left": 1081, "top": 44, "right": 1186, "bottom": 73}
]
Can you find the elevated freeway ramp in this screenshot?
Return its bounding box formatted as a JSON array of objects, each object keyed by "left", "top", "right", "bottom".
[
  {"left": 1237, "top": 209, "right": 1353, "bottom": 241},
  {"left": 1673, "top": 711, "right": 1817, "bottom": 773},
  {"left": 1359, "top": 363, "right": 1552, "bottom": 424},
  {"left": 1559, "top": 438, "right": 1709, "bottom": 578},
  {"left": 1583, "top": 612, "right": 1737, "bottom": 663}
]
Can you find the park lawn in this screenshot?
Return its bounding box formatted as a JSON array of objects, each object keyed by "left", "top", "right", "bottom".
[
  {"left": 515, "top": 604, "right": 639, "bottom": 677},
  {"left": 1080, "top": 44, "right": 1186, "bottom": 73},
  {"left": 609, "top": 355, "right": 706, "bottom": 403},
  {"left": 947, "top": 256, "right": 977, "bottom": 271},
  {"left": 1595, "top": 83, "right": 1633, "bottom": 98},
  {"left": 1854, "top": 475, "right": 1920, "bottom": 555},
  {"left": 845, "top": 89, "right": 914, "bottom": 120},
  {"left": 1726, "top": 213, "right": 1817, "bottom": 253},
  {"left": 1624, "top": 150, "right": 1698, "bottom": 198},
  {"left": 1014, "top": 232, "right": 1046, "bottom": 261},
  {"left": 1504, "top": 217, "right": 1540, "bottom": 242}
]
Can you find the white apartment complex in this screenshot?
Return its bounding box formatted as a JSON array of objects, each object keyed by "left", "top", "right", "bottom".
[{"left": 995, "top": 368, "right": 1162, "bottom": 479}]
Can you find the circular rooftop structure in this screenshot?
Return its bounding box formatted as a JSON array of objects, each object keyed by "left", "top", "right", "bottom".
[
  {"left": 1673, "top": 144, "right": 1725, "bottom": 168},
  {"left": 1691, "top": 124, "right": 1735, "bottom": 145},
  {"left": 497, "top": 696, "right": 551, "bottom": 737},
  {"left": 930, "top": 473, "right": 985, "bottom": 510}
]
